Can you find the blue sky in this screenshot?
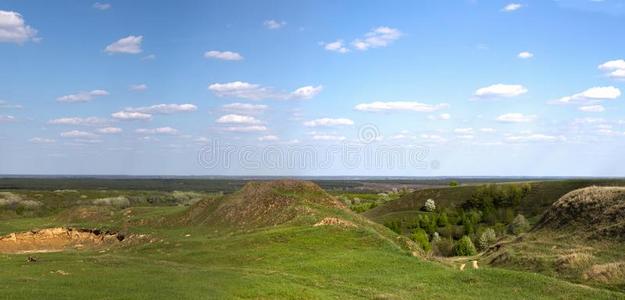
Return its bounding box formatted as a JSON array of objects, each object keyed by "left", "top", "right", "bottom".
[{"left": 1, "top": 0, "right": 625, "bottom": 176}]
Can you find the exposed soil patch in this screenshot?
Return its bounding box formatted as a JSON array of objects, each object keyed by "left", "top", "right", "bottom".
[
  {"left": 314, "top": 217, "right": 357, "bottom": 228},
  {"left": 0, "top": 227, "right": 125, "bottom": 254}
]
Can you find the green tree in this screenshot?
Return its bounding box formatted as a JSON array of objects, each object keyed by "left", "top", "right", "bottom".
[
  {"left": 508, "top": 214, "right": 530, "bottom": 235},
  {"left": 411, "top": 228, "right": 431, "bottom": 252},
  {"left": 453, "top": 236, "right": 477, "bottom": 256}
]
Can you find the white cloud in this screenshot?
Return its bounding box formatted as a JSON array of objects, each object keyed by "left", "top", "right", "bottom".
[
  {"left": 208, "top": 81, "right": 322, "bottom": 100},
  {"left": 258, "top": 135, "right": 279, "bottom": 141},
  {"left": 480, "top": 128, "right": 497, "bottom": 133},
  {"left": 304, "top": 118, "right": 354, "bottom": 127},
  {"left": 111, "top": 111, "right": 152, "bottom": 121},
  {"left": 554, "top": 86, "right": 621, "bottom": 104},
  {"left": 502, "top": 3, "right": 523, "bottom": 12},
  {"left": 105, "top": 35, "right": 143, "bottom": 54},
  {"left": 291, "top": 85, "right": 323, "bottom": 99},
  {"left": 97, "top": 127, "right": 122, "bottom": 134},
  {"left": 216, "top": 114, "right": 262, "bottom": 125},
  {"left": 312, "top": 134, "right": 346, "bottom": 141},
  {"left": 124, "top": 104, "right": 197, "bottom": 114},
  {"left": 0, "top": 100, "right": 22, "bottom": 109},
  {"left": 0, "top": 115, "right": 16, "bottom": 123},
  {"left": 323, "top": 40, "right": 349, "bottom": 53},
  {"left": 496, "top": 113, "right": 536, "bottom": 123},
  {"left": 457, "top": 135, "right": 475, "bottom": 140},
  {"left": 29, "top": 137, "right": 55, "bottom": 144},
  {"left": 354, "top": 101, "right": 448, "bottom": 112},
  {"left": 57, "top": 90, "right": 109, "bottom": 103},
  {"left": 223, "top": 125, "right": 267, "bottom": 132},
  {"left": 48, "top": 117, "right": 108, "bottom": 126},
  {"left": 60, "top": 130, "right": 99, "bottom": 139},
  {"left": 420, "top": 134, "right": 448, "bottom": 143},
  {"left": 454, "top": 128, "right": 474, "bottom": 134},
  {"left": 505, "top": 134, "right": 566, "bottom": 143},
  {"left": 473, "top": 84, "right": 528, "bottom": 99},
  {"left": 222, "top": 102, "right": 268, "bottom": 112},
  {"left": 598, "top": 59, "right": 625, "bottom": 79},
  {"left": 579, "top": 105, "right": 605, "bottom": 112},
  {"left": 129, "top": 84, "right": 147, "bottom": 92},
  {"left": 93, "top": 2, "right": 111, "bottom": 10},
  {"left": 136, "top": 127, "right": 178, "bottom": 135},
  {"left": 518, "top": 51, "right": 533, "bottom": 59},
  {"left": 352, "top": 27, "right": 402, "bottom": 51},
  {"left": 263, "top": 20, "right": 286, "bottom": 29},
  {"left": 0, "top": 10, "right": 38, "bottom": 44},
  {"left": 428, "top": 113, "right": 451, "bottom": 120},
  {"left": 204, "top": 50, "right": 243, "bottom": 61}
]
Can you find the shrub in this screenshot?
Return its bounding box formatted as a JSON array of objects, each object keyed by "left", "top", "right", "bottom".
[
  {"left": 424, "top": 199, "right": 436, "bottom": 212},
  {"left": 478, "top": 228, "right": 497, "bottom": 250},
  {"left": 437, "top": 212, "right": 449, "bottom": 227},
  {"left": 411, "top": 228, "right": 431, "bottom": 252},
  {"left": 433, "top": 238, "right": 455, "bottom": 257},
  {"left": 93, "top": 196, "right": 130, "bottom": 208},
  {"left": 431, "top": 232, "right": 441, "bottom": 243},
  {"left": 449, "top": 180, "right": 459, "bottom": 187},
  {"left": 508, "top": 214, "right": 530, "bottom": 235},
  {"left": 453, "top": 236, "right": 477, "bottom": 256},
  {"left": 384, "top": 220, "right": 401, "bottom": 234}
]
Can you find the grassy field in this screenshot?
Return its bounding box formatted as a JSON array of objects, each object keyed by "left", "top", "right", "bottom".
[{"left": 1, "top": 179, "right": 625, "bottom": 299}]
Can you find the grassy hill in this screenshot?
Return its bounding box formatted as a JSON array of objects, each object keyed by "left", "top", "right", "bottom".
[{"left": 0, "top": 180, "right": 623, "bottom": 299}]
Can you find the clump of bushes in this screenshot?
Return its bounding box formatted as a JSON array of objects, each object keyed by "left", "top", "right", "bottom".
[
  {"left": 93, "top": 196, "right": 130, "bottom": 208},
  {"left": 478, "top": 228, "right": 497, "bottom": 250},
  {"left": 508, "top": 214, "right": 530, "bottom": 235},
  {"left": 453, "top": 236, "right": 477, "bottom": 256},
  {"left": 410, "top": 228, "right": 431, "bottom": 252}
]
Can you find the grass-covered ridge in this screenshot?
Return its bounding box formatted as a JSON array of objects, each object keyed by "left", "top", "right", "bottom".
[{"left": 0, "top": 180, "right": 623, "bottom": 299}]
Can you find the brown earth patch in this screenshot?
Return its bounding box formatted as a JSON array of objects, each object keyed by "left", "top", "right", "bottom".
[
  {"left": 0, "top": 227, "right": 126, "bottom": 254},
  {"left": 314, "top": 217, "right": 357, "bottom": 228}
]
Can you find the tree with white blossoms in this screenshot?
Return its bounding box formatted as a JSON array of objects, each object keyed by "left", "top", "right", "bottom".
[
  {"left": 424, "top": 199, "right": 436, "bottom": 212},
  {"left": 478, "top": 228, "right": 497, "bottom": 250}
]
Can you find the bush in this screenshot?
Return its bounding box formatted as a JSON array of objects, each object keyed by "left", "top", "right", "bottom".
[
  {"left": 508, "top": 214, "right": 530, "bottom": 235},
  {"left": 384, "top": 220, "right": 401, "bottom": 234},
  {"left": 478, "top": 228, "right": 497, "bottom": 250},
  {"left": 424, "top": 199, "right": 436, "bottom": 212},
  {"left": 93, "top": 196, "right": 130, "bottom": 208},
  {"left": 433, "top": 238, "right": 455, "bottom": 257},
  {"left": 431, "top": 232, "right": 441, "bottom": 243},
  {"left": 410, "top": 228, "right": 431, "bottom": 252},
  {"left": 453, "top": 236, "right": 477, "bottom": 256},
  {"left": 449, "top": 181, "right": 459, "bottom": 187},
  {"left": 437, "top": 212, "right": 449, "bottom": 227}
]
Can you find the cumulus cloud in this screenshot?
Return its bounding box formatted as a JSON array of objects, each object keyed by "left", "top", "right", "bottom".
[
  {"left": 124, "top": 104, "right": 197, "bottom": 114},
  {"left": 222, "top": 103, "right": 268, "bottom": 112},
  {"left": 579, "top": 105, "right": 605, "bottom": 113},
  {"left": 129, "top": 84, "right": 147, "bottom": 92},
  {"left": 598, "top": 59, "right": 625, "bottom": 79},
  {"left": 216, "top": 114, "right": 262, "bottom": 125},
  {"left": 263, "top": 19, "right": 286, "bottom": 29},
  {"left": 258, "top": 135, "right": 279, "bottom": 141},
  {"left": 420, "top": 134, "right": 448, "bottom": 143},
  {"left": 553, "top": 86, "right": 621, "bottom": 104},
  {"left": 312, "top": 134, "right": 346, "bottom": 141},
  {"left": 29, "top": 137, "right": 55, "bottom": 144},
  {"left": 0, "top": 10, "right": 38, "bottom": 44},
  {"left": 354, "top": 101, "right": 448, "bottom": 112},
  {"left": 0, "top": 100, "right": 22, "bottom": 109},
  {"left": 105, "top": 35, "right": 143, "bottom": 54},
  {"left": 60, "top": 130, "right": 99, "bottom": 139},
  {"left": 496, "top": 113, "right": 536, "bottom": 123},
  {"left": 428, "top": 113, "right": 451, "bottom": 120},
  {"left": 480, "top": 128, "right": 497, "bottom": 133},
  {"left": 323, "top": 40, "right": 349, "bottom": 53},
  {"left": 97, "top": 127, "right": 122, "bottom": 134},
  {"left": 223, "top": 125, "right": 267, "bottom": 132},
  {"left": 111, "top": 111, "right": 152, "bottom": 121},
  {"left": 93, "top": 2, "right": 111, "bottom": 10},
  {"left": 136, "top": 127, "right": 178, "bottom": 135},
  {"left": 505, "top": 134, "right": 566, "bottom": 143},
  {"left": 57, "top": 90, "right": 109, "bottom": 103},
  {"left": 454, "top": 128, "right": 474, "bottom": 134},
  {"left": 502, "top": 3, "right": 523, "bottom": 12},
  {"left": 208, "top": 81, "right": 322, "bottom": 100},
  {"left": 204, "top": 50, "right": 243, "bottom": 61},
  {"left": 473, "top": 84, "right": 528, "bottom": 99},
  {"left": 48, "top": 117, "right": 108, "bottom": 126},
  {"left": 352, "top": 27, "right": 401, "bottom": 51},
  {"left": 518, "top": 51, "right": 533, "bottom": 59},
  {"left": 304, "top": 118, "right": 354, "bottom": 127},
  {"left": 0, "top": 115, "right": 16, "bottom": 123}
]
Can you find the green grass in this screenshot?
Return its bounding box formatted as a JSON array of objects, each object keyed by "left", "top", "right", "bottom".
[{"left": 0, "top": 205, "right": 623, "bottom": 299}]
